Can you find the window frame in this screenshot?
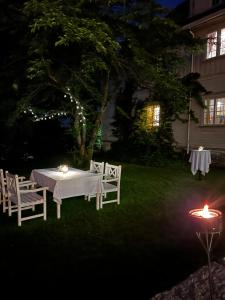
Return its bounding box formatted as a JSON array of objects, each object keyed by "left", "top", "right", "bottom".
[{"left": 203, "top": 98, "right": 225, "bottom": 126}]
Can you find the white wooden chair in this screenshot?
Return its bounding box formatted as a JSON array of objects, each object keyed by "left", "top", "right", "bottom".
[
  {"left": 0, "top": 169, "right": 7, "bottom": 212},
  {"left": 90, "top": 160, "right": 104, "bottom": 174},
  {"left": 0, "top": 169, "right": 35, "bottom": 213},
  {"left": 86, "top": 160, "right": 104, "bottom": 202},
  {"left": 99, "top": 163, "right": 122, "bottom": 209},
  {"left": 6, "top": 172, "right": 48, "bottom": 227}
]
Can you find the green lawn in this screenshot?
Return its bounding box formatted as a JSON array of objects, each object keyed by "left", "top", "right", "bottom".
[{"left": 1, "top": 158, "right": 225, "bottom": 299}]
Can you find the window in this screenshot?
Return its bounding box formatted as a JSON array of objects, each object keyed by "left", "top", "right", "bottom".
[
  {"left": 207, "top": 31, "right": 217, "bottom": 58},
  {"left": 220, "top": 28, "right": 225, "bottom": 55},
  {"left": 145, "top": 104, "right": 160, "bottom": 128},
  {"left": 206, "top": 28, "right": 225, "bottom": 59},
  {"left": 204, "top": 98, "right": 225, "bottom": 125}
]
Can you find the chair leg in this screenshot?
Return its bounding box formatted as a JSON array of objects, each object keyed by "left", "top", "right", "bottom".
[
  {"left": 3, "top": 196, "right": 6, "bottom": 213},
  {"left": 8, "top": 199, "right": 12, "bottom": 216},
  {"left": 44, "top": 201, "right": 47, "bottom": 221},
  {"left": 18, "top": 208, "right": 22, "bottom": 227},
  {"left": 117, "top": 189, "right": 120, "bottom": 205},
  {"left": 100, "top": 194, "right": 103, "bottom": 209}
]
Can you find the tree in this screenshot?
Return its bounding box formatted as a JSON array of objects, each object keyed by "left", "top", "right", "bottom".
[
  {"left": 0, "top": 0, "right": 204, "bottom": 165},
  {"left": 1, "top": 0, "right": 120, "bottom": 163},
  {"left": 109, "top": 1, "right": 206, "bottom": 163}
]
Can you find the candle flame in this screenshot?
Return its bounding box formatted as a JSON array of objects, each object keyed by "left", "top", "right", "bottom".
[
  {"left": 58, "top": 164, "right": 69, "bottom": 173},
  {"left": 61, "top": 165, "right": 68, "bottom": 173}
]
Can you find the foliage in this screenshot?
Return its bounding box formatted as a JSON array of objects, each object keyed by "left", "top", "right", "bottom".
[
  {"left": 110, "top": 4, "right": 207, "bottom": 165},
  {"left": 111, "top": 70, "right": 208, "bottom": 165},
  {"left": 0, "top": 0, "right": 121, "bottom": 163},
  {"left": 112, "top": 119, "right": 177, "bottom": 166},
  {"left": 0, "top": 0, "right": 206, "bottom": 164}
]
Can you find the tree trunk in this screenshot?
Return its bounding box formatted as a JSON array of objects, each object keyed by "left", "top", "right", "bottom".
[
  {"left": 72, "top": 71, "right": 110, "bottom": 167},
  {"left": 88, "top": 71, "right": 110, "bottom": 152}
]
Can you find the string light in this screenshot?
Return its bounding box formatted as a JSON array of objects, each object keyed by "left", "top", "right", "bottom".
[
  {"left": 22, "top": 87, "right": 87, "bottom": 127},
  {"left": 64, "top": 87, "right": 86, "bottom": 127},
  {"left": 23, "top": 106, "right": 68, "bottom": 122}
]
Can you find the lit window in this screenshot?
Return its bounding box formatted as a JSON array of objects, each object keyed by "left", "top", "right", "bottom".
[
  {"left": 146, "top": 105, "right": 160, "bottom": 128},
  {"left": 206, "top": 28, "right": 225, "bottom": 59},
  {"left": 204, "top": 98, "right": 225, "bottom": 125},
  {"left": 207, "top": 31, "right": 217, "bottom": 58},
  {"left": 220, "top": 28, "right": 225, "bottom": 55}
]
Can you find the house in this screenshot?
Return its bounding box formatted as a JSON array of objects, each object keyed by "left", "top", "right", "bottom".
[
  {"left": 102, "top": 0, "right": 225, "bottom": 163},
  {"left": 172, "top": 0, "right": 225, "bottom": 163}
]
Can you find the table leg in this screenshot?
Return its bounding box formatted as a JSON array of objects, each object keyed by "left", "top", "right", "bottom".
[
  {"left": 96, "top": 193, "right": 100, "bottom": 210},
  {"left": 57, "top": 202, "right": 61, "bottom": 219},
  {"left": 53, "top": 198, "right": 61, "bottom": 219}
]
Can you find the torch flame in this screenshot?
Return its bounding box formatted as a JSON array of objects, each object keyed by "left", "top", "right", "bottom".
[
  {"left": 189, "top": 204, "right": 221, "bottom": 219},
  {"left": 201, "top": 204, "right": 211, "bottom": 218}
]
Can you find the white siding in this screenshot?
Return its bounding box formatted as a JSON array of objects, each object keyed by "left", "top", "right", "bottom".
[{"left": 174, "top": 7, "right": 225, "bottom": 151}]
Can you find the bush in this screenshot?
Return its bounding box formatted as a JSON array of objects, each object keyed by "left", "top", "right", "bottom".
[{"left": 110, "top": 124, "right": 181, "bottom": 166}]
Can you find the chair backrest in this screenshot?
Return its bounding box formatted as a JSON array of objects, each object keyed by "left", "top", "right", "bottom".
[
  {"left": 90, "top": 160, "right": 104, "bottom": 174},
  {"left": 6, "top": 172, "right": 21, "bottom": 204},
  {"left": 0, "top": 169, "right": 6, "bottom": 199},
  {"left": 104, "top": 163, "right": 122, "bottom": 181}
]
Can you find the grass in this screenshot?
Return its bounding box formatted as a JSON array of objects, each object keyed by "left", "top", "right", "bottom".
[{"left": 1, "top": 157, "right": 225, "bottom": 299}]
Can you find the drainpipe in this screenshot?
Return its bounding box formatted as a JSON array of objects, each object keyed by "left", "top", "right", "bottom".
[{"left": 187, "top": 30, "right": 195, "bottom": 154}]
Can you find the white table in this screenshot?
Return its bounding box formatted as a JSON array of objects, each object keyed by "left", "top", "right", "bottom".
[
  {"left": 189, "top": 150, "right": 211, "bottom": 176},
  {"left": 30, "top": 168, "right": 101, "bottom": 219}
]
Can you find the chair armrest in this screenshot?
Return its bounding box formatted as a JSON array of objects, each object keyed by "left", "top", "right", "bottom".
[
  {"left": 19, "top": 181, "right": 37, "bottom": 188},
  {"left": 18, "top": 176, "right": 26, "bottom": 182},
  {"left": 102, "top": 178, "right": 119, "bottom": 183},
  {"left": 20, "top": 186, "right": 49, "bottom": 194}
]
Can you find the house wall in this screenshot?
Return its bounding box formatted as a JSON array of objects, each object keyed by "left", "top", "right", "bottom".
[
  {"left": 172, "top": 99, "right": 225, "bottom": 150},
  {"left": 173, "top": 4, "right": 225, "bottom": 152}
]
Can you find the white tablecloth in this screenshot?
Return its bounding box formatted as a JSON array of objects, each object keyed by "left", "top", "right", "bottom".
[
  {"left": 30, "top": 168, "right": 101, "bottom": 218},
  {"left": 189, "top": 150, "right": 211, "bottom": 175}
]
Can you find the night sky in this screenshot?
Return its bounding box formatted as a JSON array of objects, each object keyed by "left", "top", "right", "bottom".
[{"left": 157, "top": 0, "right": 185, "bottom": 8}]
